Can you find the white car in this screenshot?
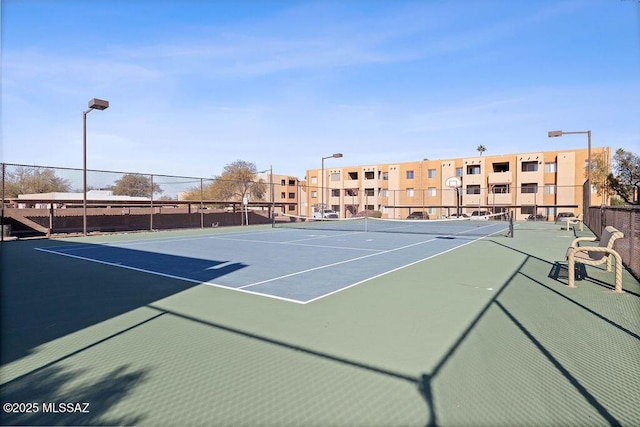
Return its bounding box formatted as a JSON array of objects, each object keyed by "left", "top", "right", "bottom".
[
  {"left": 470, "top": 210, "right": 491, "bottom": 220},
  {"left": 448, "top": 213, "right": 468, "bottom": 219},
  {"left": 312, "top": 209, "right": 338, "bottom": 219}
]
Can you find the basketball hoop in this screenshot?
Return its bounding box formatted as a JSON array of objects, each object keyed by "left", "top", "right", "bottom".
[{"left": 446, "top": 177, "right": 462, "bottom": 188}]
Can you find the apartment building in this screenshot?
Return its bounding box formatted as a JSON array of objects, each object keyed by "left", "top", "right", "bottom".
[
  {"left": 256, "top": 172, "right": 306, "bottom": 216},
  {"left": 304, "top": 147, "right": 610, "bottom": 220}
]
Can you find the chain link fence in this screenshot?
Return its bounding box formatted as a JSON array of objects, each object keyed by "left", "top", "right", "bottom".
[
  {"left": 1, "top": 163, "right": 282, "bottom": 237},
  {"left": 585, "top": 205, "right": 639, "bottom": 281}
]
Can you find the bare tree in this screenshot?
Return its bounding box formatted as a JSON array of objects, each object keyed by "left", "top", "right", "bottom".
[
  {"left": 4, "top": 166, "right": 71, "bottom": 197},
  {"left": 607, "top": 148, "right": 639, "bottom": 205},
  {"left": 181, "top": 160, "right": 266, "bottom": 203}
]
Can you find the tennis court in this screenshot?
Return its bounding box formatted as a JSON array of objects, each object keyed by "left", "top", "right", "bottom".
[
  {"left": 34, "top": 216, "right": 512, "bottom": 304},
  {"left": 1, "top": 219, "right": 639, "bottom": 426}
]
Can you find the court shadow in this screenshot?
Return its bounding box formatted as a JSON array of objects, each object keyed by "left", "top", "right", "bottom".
[
  {"left": 1, "top": 239, "right": 247, "bottom": 365},
  {"left": 0, "top": 364, "right": 148, "bottom": 426},
  {"left": 548, "top": 261, "right": 587, "bottom": 283}
]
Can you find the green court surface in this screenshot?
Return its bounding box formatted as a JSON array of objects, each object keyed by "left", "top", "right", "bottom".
[{"left": 1, "top": 222, "right": 639, "bottom": 426}]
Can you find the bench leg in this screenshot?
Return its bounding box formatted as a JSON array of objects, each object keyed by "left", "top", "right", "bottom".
[
  {"left": 568, "top": 254, "right": 577, "bottom": 288},
  {"left": 614, "top": 255, "right": 623, "bottom": 293}
]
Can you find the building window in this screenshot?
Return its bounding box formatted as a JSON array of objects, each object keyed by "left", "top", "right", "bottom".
[
  {"left": 382, "top": 172, "right": 389, "bottom": 180},
  {"left": 493, "top": 162, "right": 510, "bottom": 172},
  {"left": 456, "top": 167, "right": 463, "bottom": 177},
  {"left": 428, "top": 169, "right": 437, "bottom": 178},
  {"left": 521, "top": 161, "right": 538, "bottom": 172},
  {"left": 521, "top": 206, "right": 535, "bottom": 215},
  {"left": 365, "top": 188, "right": 375, "bottom": 196},
  {"left": 491, "top": 184, "right": 510, "bottom": 194},
  {"left": 406, "top": 170, "right": 414, "bottom": 179},
  {"left": 287, "top": 192, "right": 294, "bottom": 199},
  {"left": 345, "top": 189, "right": 358, "bottom": 196},
  {"left": 427, "top": 187, "right": 437, "bottom": 197},
  {"left": 311, "top": 191, "right": 317, "bottom": 198},
  {"left": 331, "top": 189, "right": 340, "bottom": 197},
  {"left": 544, "top": 162, "right": 557, "bottom": 173},
  {"left": 381, "top": 189, "right": 388, "bottom": 197},
  {"left": 281, "top": 192, "right": 286, "bottom": 199},
  {"left": 331, "top": 172, "right": 340, "bottom": 181},
  {"left": 544, "top": 185, "right": 556, "bottom": 194},
  {"left": 311, "top": 177, "right": 317, "bottom": 184},
  {"left": 428, "top": 207, "right": 436, "bottom": 215},
  {"left": 406, "top": 188, "right": 415, "bottom": 197},
  {"left": 466, "top": 185, "right": 481, "bottom": 195},
  {"left": 467, "top": 165, "right": 481, "bottom": 175},
  {"left": 348, "top": 172, "right": 358, "bottom": 180},
  {"left": 288, "top": 179, "right": 296, "bottom": 185},
  {"left": 521, "top": 183, "right": 538, "bottom": 193},
  {"left": 288, "top": 204, "right": 296, "bottom": 211},
  {"left": 365, "top": 205, "right": 374, "bottom": 211},
  {"left": 364, "top": 171, "right": 374, "bottom": 179}
]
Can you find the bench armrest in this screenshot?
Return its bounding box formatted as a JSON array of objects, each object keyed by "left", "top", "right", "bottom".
[
  {"left": 566, "top": 245, "right": 620, "bottom": 261},
  {"left": 570, "top": 236, "right": 597, "bottom": 248}
]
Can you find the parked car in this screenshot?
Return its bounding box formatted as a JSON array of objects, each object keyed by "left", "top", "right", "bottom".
[
  {"left": 527, "top": 214, "right": 547, "bottom": 221},
  {"left": 312, "top": 209, "right": 338, "bottom": 219},
  {"left": 448, "top": 213, "right": 468, "bottom": 219},
  {"left": 406, "top": 212, "right": 429, "bottom": 220},
  {"left": 470, "top": 210, "right": 491, "bottom": 220},
  {"left": 555, "top": 212, "right": 575, "bottom": 224}
]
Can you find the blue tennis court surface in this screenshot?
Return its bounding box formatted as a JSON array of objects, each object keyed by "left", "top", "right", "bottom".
[{"left": 37, "top": 221, "right": 511, "bottom": 303}]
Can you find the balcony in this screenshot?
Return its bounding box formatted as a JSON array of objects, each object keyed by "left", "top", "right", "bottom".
[
  {"left": 488, "top": 193, "right": 513, "bottom": 205},
  {"left": 343, "top": 179, "right": 359, "bottom": 188},
  {"left": 517, "top": 192, "right": 540, "bottom": 206},
  {"left": 464, "top": 174, "right": 483, "bottom": 185},
  {"left": 488, "top": 172, "right": 512, "bottom": 184}
]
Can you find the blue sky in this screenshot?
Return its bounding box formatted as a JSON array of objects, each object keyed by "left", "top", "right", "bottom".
[{"left": 2, "top": 0, "right": 639, "bottom": 180}]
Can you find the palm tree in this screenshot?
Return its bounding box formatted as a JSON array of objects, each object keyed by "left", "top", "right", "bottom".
[{"left": 476, "top": 145, "right": 487, "bottom": 156}]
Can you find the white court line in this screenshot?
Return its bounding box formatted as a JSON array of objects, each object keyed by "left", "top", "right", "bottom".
[
  {"left": 238, "top": 237, "right": 439, "bottom": 289},
  {"left": 207, "top": 235, "right": 382, "bottom": 252},
  {"left": 40, "top": 227, "right": 287, "bottom": 251},
  {"left": 35, "top": 222, "right": 512, "bottom": 305},
  {"left": 239, "top": 221, "right": 509, "bottom": 290},
  {"left": 34, "top": 247, "right": 304, "bottom": 304},
  {"left": 303, "top": 236, "right": 481, "bottom": 304},
  {"left": 283, "top": 230, "right": 366, "bottom": 243}
]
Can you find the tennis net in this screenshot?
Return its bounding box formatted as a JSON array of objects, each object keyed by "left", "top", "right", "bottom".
[{"left": 274, "top": 212, "right": 513, "bottom": 237}]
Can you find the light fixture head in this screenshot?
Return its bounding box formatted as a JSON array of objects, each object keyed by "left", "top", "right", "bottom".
[{"left": 88, "top": 98, "right": 109, "bottom": 110}]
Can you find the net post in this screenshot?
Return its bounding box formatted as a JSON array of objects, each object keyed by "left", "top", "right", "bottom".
[{"left": 508, "top": 211, "right": 514, "bottom": 238}]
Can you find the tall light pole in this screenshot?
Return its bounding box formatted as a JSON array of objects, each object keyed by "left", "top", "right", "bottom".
[
  {"left": 83, "top": 98, "right": 109, "bottom": 236},
  {"left": 548, "top": 130, "right": 592, "bottom": 210},
  {"left": 258, "top": 165, "right": 274, "bottom": 219},
  {"left": 321, "top": 153, "right": 343, "bottom": 217}
]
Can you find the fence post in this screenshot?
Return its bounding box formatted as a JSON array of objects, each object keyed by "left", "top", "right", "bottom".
[
  {"left": 1, "top": 163, "right": 5, "bottom": 242},
  {"left": 200, "top": 178, "right": 204, "bottom": 228},
  {"left": 150, "top": 174, "right": 154, "bottom": 231},
  {"left": 630, "top": 208, "right": 636, "bottom": 273}
]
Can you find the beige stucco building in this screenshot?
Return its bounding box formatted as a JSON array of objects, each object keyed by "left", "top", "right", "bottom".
[
  {"left": 256, "top": 172, "right": 306, "bottom": 216},
  {"left": 304, "top": 147, "right": 610, "bottom": 221}
]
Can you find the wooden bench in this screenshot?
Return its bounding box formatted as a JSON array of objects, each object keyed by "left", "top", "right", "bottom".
[{"left": 566, "top": 226, "right": 625, "bottom": 292}]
